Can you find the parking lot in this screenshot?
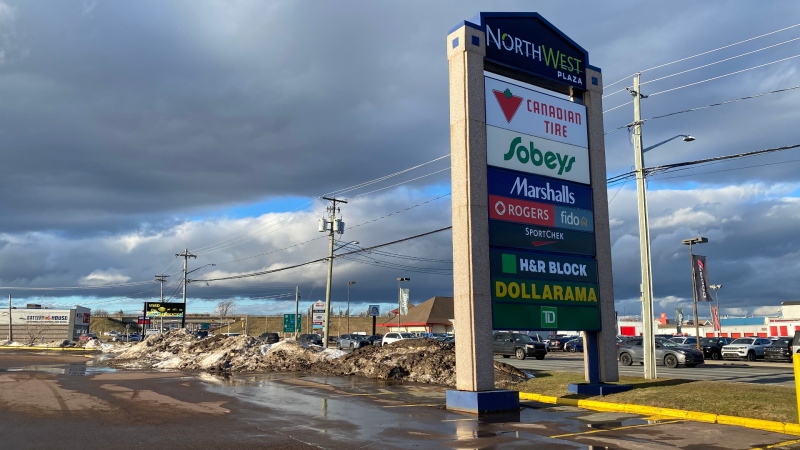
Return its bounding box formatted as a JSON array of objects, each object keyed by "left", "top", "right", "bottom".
[{"left": 1, "top": 350, "right": 800, "bottom": 449}]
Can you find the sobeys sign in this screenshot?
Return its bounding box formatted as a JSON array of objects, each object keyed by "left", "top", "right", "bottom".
[{"left": 477, "top": 13, "right": 588, "bottom": 90}]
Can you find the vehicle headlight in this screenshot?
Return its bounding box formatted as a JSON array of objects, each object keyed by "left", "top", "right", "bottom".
[{"left": 526, "top": 344, "right": 535, "bottom": 348}]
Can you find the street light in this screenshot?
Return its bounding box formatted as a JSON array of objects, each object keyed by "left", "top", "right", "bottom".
[
  {"left": 635, "top": 129, "right": 696, "bottom": 380},
  {"left": 397, "top": 278, "right": 410, "bottom": 332},
  {"left": 347, "top": 281, "right": 356, "bottom": 333},
  {"left": 710, "top": 284, "right": 722, "bottom": 336},
  {"left": 682, "top": 236, "right": 708, "bottom": 350}
]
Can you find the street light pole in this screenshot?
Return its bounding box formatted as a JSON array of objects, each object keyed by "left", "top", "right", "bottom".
[
  {"left": 347, "top": 281, "right": 356, "bottom": 334},
  {"left": 397, "top": 278, "right": 409, "bottom": 332},
  {"left": 629, "top": 73, "right": 697, "bottom": 380},
  {"left": 682, "top": 236, "right": 708, "bottom": 350},
  {"left": 176, "top": 249, "right": 196, "bottom": 329}
]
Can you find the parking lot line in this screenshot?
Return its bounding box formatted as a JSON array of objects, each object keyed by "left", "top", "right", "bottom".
[{"left": 549, "top": 418, "right": 686, "bottom": 439}]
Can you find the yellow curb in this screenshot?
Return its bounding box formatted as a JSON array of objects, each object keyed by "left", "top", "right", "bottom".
[{"left": 518, "top": 391, "right": 800, "bottom": 435}]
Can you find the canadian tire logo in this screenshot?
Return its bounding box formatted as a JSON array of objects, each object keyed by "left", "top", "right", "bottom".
[{"left": 493, "top": 88, "right": 523, "bottom": 123}]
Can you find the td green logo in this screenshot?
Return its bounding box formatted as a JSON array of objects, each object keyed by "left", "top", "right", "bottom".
[
  {"left": 541, "top": 306, "right": 558, "bottom": 328},
  {"left": 503, "top": 136, "right": 576, "bottom": 175}
]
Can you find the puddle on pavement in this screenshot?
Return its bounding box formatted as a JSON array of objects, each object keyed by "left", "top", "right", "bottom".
[{"left": 5, "top": 363, "right": 117, "bottom": 376}]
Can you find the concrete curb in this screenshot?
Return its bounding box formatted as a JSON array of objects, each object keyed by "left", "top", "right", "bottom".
[
  {"left": 0, "top": 345, "right": 99, "bottom": 352},
  {"left": 519, "top": 392, "right": 800, "bottom": 436}
]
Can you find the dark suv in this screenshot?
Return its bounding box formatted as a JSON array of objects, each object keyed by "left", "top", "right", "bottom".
[
  {"left": 493, "top": 332, "right": 547, "bottom": 360},
  {"left": 257, "top": 332, "right": 280, "bottom": 344},
  {"left": 765, "top": 337, "right": 793, "bottom": 362},
  {"left": 297, "top": 333, "right": 323, "bottom": 346}
]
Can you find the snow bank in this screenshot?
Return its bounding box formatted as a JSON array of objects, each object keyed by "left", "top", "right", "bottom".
[{"left": 105, "top": 331, "right": 529, "bottom": 387}]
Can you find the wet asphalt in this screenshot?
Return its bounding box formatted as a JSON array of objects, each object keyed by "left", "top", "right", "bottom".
[{"left": 1, "top": 350, "right": 799, "bottom": 449}]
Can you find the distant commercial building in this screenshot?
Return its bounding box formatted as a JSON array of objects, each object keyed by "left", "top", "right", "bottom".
[
  {"left": 380, "top": 296, "right": 454, "bottom": 334},
  {"left": 0, "top": 306, "right": 91, "bottom": 343}
]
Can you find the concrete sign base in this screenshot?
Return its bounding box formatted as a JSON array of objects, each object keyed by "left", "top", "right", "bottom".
[{"left": 446, "top": 389, "right": 520, "bottom": 415}]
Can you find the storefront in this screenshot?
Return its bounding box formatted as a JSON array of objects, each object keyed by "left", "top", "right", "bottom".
[{"left": 0, "top": 306, "right": 91, "bottom": 343}]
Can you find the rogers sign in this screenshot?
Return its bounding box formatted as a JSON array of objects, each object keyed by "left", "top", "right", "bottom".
[{"left": 489, "top": 195, "right": 554, "bottom": 227}]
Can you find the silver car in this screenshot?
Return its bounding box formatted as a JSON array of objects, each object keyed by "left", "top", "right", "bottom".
[
  {"left": 337, "top": 334, "right": 370, "bottom": 350},
  {"left": 618, "top": 337, "right": 704, "bottom": 368}
]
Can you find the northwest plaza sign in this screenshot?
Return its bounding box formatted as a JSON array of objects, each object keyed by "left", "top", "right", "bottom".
[{"left": 447, "top": 12, "right": 615, "bottom": 410}]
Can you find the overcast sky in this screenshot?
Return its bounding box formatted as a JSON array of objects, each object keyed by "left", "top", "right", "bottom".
[{"left": 0, "top": 1, "right": 798, "bottom": 322}]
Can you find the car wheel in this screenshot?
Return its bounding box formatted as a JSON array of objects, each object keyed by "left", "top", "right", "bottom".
[
  {"left": 502, "top": 355, "right": 510, "bottom": 359},
  {"left": 568, "top": 346, "right": 576, "bottom": 353},
  {"left": 685, "top": 363, "right": 697, "bottom": 368},
  {"left": 619, "top": 352, "right": 633, "bottom": 366},
  {"left": 747, "top": 351, "right": 757, "bottom": 361},
  {"left": 711, "top": 352, "right": 722, "bottom": 360},
  {"left": 665, "top": 354, "right": 679, "bottom": 368},
  {"left": 515, "top": 348, "right": 526, "bottom": 360}
]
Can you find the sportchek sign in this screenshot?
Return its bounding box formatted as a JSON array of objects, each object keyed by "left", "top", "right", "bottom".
[
  {"left": 489, "top": 220, "right": 595, "bottom": 256},
  {"left": 485, "top": 76, "right": 588, "bottom": 149}
]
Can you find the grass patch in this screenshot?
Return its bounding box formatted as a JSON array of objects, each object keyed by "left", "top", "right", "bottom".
[{"left": 514, "top": 370, "right": 799, "bottom": 423}]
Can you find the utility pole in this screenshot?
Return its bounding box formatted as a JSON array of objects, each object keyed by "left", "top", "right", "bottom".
[
  {"left": 155, "top": 275, "right": 169, "bottom": 333},
  {"left": 8, "top": 294, "right": 12, "bottom": 342},
  {"left": 294, "top": 286, "right": 300, "bottom": 339},
  {"left": 630, "top": 73, "right": 657, "bottom": 380},
  {"left": 175, "top": 249, "right": 196, "bottom": 329},
  {"left": 320, "top": 197, "right": 346, "bottom": 348}
]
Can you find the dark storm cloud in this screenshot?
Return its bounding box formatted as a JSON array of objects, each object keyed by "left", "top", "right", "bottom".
[{"left": 0, "top": 1, "right": 798, "bottom": 315}]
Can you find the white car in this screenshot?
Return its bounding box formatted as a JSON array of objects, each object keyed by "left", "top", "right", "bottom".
[
  {"left": 381, "top": 332, "right": 416, "bottom": 346},
  {"left": 721, "top": 337, "right": 772, "bottom": 361},
  {"left": 103, "top": 330, "right": 120, "bottom": 336}
]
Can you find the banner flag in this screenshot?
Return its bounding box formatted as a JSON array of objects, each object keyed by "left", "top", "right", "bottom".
[
  {"left": 692, "top": 255, "right": 714, "bottom": 302},
  {"left": 675, "top": 308, "right": 683, "bottom": 334},
  {"left": 711, "top": 305, "right": 721, "bottom": 331},
  {"left": 399, "top": 288, "right": 410, "bottom": 315}
]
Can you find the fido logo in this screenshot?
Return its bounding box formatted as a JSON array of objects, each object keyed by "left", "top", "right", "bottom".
[
  {"left": 504, "top": 136, "right": 576, "bottom": 176},
  {"left": 560, "top": 211, "right": 589, "bottom": 228}
]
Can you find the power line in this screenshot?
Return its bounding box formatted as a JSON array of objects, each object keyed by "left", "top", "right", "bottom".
[
  {"left": 191, "top": 226, "right": 453, "bottom": 283},
  {"left": 604, "top": 84, "right": 800, "bottom": 135}
]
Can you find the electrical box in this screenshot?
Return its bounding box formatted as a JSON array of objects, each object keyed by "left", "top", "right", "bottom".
[
  {"left": 318, "top": 218, "right": 328, "bottom": 233},
  {"left": 335, "top": 219, "right": 345, "bottom": 234}
]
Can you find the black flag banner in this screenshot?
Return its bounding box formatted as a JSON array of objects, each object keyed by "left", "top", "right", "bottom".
[{"left": 692, "top": 255, "right": 713, "bottom": 302}]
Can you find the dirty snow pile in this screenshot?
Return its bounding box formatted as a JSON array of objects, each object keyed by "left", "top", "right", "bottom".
[{"left": 106, "top": 330, "right": 529, "bottom": 387}]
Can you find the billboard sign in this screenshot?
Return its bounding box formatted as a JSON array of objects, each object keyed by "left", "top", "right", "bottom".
[
  {"left": 489, "top": 220, "right": 595, "bottom": 256},
  {"left": 144, "top": 302, "right": 185, "bottom": 317},
  {"left": 478, "top": 13, "right": 588, "bottom": 90},
  {"left": 487, "top": 167, "right": 593, "bottom": 210},
  {"left": 368, "top": 305, "right": 381, "bottom": 317},
  {"left": 485, "top": 76, "right": 588, "bottom": 148},
  {"left": 492, "top": 277, "right": 598, "bottom": 306},
  {"left": 486, "top": 125, "right": 590, "bottom": 184}
]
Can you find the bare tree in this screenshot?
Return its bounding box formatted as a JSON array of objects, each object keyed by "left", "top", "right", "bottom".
[
  {"left": 215, "top": 299, "right": 235, "bottom": 318},
  {"left": 93, "top": 309, "right": 109, "bottom": 317}
]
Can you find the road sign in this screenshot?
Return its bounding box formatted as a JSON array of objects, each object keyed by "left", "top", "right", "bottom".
[{"left": 283, "top": 314, "right": 302, "bottom": 333}]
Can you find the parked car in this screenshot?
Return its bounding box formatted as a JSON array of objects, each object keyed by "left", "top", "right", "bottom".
[
  {"left": 617, "top": 337, "right": 704, "bottom": 368},
  {"left": 257, "top": 332, "right": 280, "bottom": 344},
  {"left": 327, "top": 336, "right": 339, "bottom": 345},
  {"left": 297, "top": 334, "right": 323, "bottom": 346},
  {"left": 493, "top": 332, "right": 547, "bottom": 360},
  {"left": 78, "top": 333, "right": 98, "bottom": 342},
  {"left": 381, "top": 332, "right": 416, "bottom": 346},
  {"left": 192, "top": 330, "right": 209, "bottom": 340},
  {"left": 364, "top": 335, "right": 383, "bottom": 346},
  {"left": 544, "top": 334, "right": 568, "bottom": 351},
  {"left": 338, "top": 334, "right": 371, "bottom": 350},
  {"left": 669, "top": 336, "right": 699, "bottom": 347},
  {"left": 441, "top": 336, "right": 455, "bottom": 344},
  {"left": 564, "top": 338, "right": 583, "bottom": 352},
  {"left": 103, "top": 330, "right": 120, "bottom": 337},
  {"left": 699, "top": 337, "right": 732, "bottom": 360},
  {"left": 721, "top": 337, "right": 772, "bottom": 361},
  {"left": 765, "top": 337, "right": 793, "bottom": 362}
]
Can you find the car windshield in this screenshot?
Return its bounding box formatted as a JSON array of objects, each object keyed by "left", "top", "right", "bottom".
[
  {"left": 776, "top": 338, "right": 792, "bottom": 345},
  {"left": 700, "top": 338, "right": 720, "bottom": 345},
  {"left": 515, "top": 335, "right": 535, "bottom": 343},
  {"left": 730, "top": 338, "right": 755, "bottom": 345},
  {"left": 399, "top": 333, "right": 415, "bottom": 338}
]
